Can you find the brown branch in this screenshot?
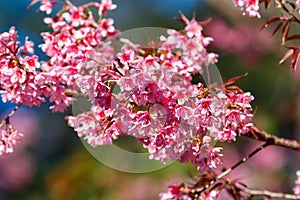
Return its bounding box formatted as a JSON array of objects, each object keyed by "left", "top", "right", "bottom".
[
  {"left": 63, "top": 0, "right": 74, "bottom": 7},
  {"left": 64, "top": 89, "right": 87, "bottom": 98},
  {"left": 277, "top": 0, "right": 300, "bottom": 25},
  {"left": 191, "top": 126, "right": 300, "bottom": 197},
  {"left": 192, "top": 143, "right": 270, "bottom": 195},
  {"left": 238, "top": 184, "right": 300, "bottom": 199},
  {"left": 246, "top": 125, "right": 300, "bottom": 151},
  {"left": 0, "top": 104, "right": 21, "bottom": 128}
]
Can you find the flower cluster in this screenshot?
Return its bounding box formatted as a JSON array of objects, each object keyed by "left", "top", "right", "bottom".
[
  {"left": 297, "top": 0, "right": 300, "bottom": 15},
  {"left": 159, "top": 183, "right": 219, "bottom": 200},
  {"left": 232, "top": 0, "right": 261, "bottom": 18},
  {"left": 294, "top": 170, "right": 300, "bottom": 195},
  {"left": 0, "top": 121, "right": 23, "bottom": 156},
  {"left": 0, "top": 0, "right": 119, "bottom": 155},
  {"left": 67, "top": 14, "right": 254, "bottom": 171},
  {"left": 1, "top": 0, "right": 117, "bottom": 110},
  {"left": 0, "top": 27, "right": 44, "bottom": 107},
  {"left": 0, "top": 0, "right": 255, "bottom": 174},
  {"left": 36, "top": 0, "right": 118, "bottom": 112},
  {"left": 159, "top": 184, "right": 192, "bottom": 200}
]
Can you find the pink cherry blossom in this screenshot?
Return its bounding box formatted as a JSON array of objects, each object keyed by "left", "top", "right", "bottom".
[
  {"left": 245, "top": 0, "right": 260, "bottom": 18},
  {"left": 159, "top": 184, "right": 192, "bottom": 200},
  {"left": 159, "top": 183, "right": 219, "bottom": 200},
  {"left": 39, "top": 0, "right": 55, "bottom": 14},
  {"left": 232, "top": 0, "right": 261, "bottom": 18},
  {"left": 0, "top": 27, "right": 45, "bottom": 107},
  {"left": 64, "top": 13, "right": 255, "bottom": 172},
  {"left": 117, "top": 47, "right": 135, "bottom": 65},
  {"left": 96, "top": 0, "right": 117, "bottom": 16},
  {"left": 99, "top": 18, "right": 116, "bottom": 37},
  {"left": 204, "top": 190, "right": 218, "bottom": 200},
  {"left": 62, "top": 6, "right": 84, "bottom": 27},
  {"left": 185, "top": 19, "right": 203, "bottom": 38},
  {"left": 0, "top": 0, "right": 256, "bottom": 177},
  {"left": 294, "top": 171, "right": 300, "bottom": 195},
  {"left": 0, "top": 1, "right": 298, "bottom": 200},
  {"left": 0, "top": 127, "right": 23, "bottom": 156},
  {"left": 37, "top": 0, "right": 119, "bottom": 111}
]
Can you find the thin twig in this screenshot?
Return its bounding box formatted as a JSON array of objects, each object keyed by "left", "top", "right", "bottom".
[
  {"left": 119, "top": 38, "right": 145, "bottom": 54},
  {"left": 0, "top": 104, "right": 21, "bottom": 128},
  {"left": 64, "top": 89, "right": 87, "bottom": 98},
  {"left": 63, "top": 0, "right": 74, "bottom": 6},
  {"left": 246, "top": 125, "right": 300, "bottom": 151},
  {"left": 238, "top": 184, "right": 300, "bottom": 199},
  {"left": 193, "top": 143, "right": 270, "bottom": 194}
]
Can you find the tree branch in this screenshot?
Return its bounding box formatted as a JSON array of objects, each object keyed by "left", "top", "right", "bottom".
[
  {"left": 193, "top": 143, "right": 270, "bottom": 195},
  {"left": 246, "top": 125, "right": 300, "bottom": 151},
  {"left": 64, "top": 89, "right": 87, "bottom": 98},
  {"left": 0, "top": 104, "right": 21, "bottom": 128},
  {"left": 238, "top": 184, "right": 300, "bottom": 199}
]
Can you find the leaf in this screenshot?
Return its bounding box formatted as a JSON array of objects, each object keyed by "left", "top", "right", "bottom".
[
  {"left": 20, "top": 51, "right": 29, "bottom": 56},
  {"left": 224, "top": 73, "right": 248, "bottom": 86},
  {"left": 263, "top": 196, "right": 271, "bottom": 200},
  {"left": 0, "top": 53, "right": 10, "bottom": 59},
  {"left": 294, "top": 50, "right": 300, "bottom": 72},
  {"left": 287, "top": 1, "right": 296, "bottom": 9},
  {"left": 279, "top": 48, "right": 294, "bottom": 64},
  {"left": 226, "top": 185, "right": 242, "bottom": 200},
  {"left": 210, "top": 182, "right": 224, "bottom": 191},
  {"left": 282, "top": 22, "right": 290, "bottom": 43},
  {"left": 279, "top": 46, "right": 300, "bottom": 71},
  {"left": 261, "top": 16, "right": 281, "bottom": 29},
  {"left": 236, "top": 182, "right": 248, "bottom": 188},
  {"left": 286, "top": 34, "right": 300, "bottom": 41},
  {"left": 248, "top": 128, "right": 263, "bottom": 141},
  {"left": 198, "top": 18, "right": 212, "bottom": 27},
  {"left": 259, "top": 0, "right": 271, "bottom": 9},
  {"left": 291, "top": 48, "right": 300, "bottom": 71},
  {"left": 27, "top": 0, "right": 40, "bottom": 10},
  {"left": 272, "top": 20, "right": 287, "bottom": 36},
  {"left": 249, "top": 124, "right": 263, "bottom": 135},
  {"left": 194, "top": 173, "right": 216, "bottom": 188},
  {"left": 175, "top": 11, "right": 189, "bottom": 25},
  {"left": 226, "top": 86, "right": 244, "bottom": 93}
]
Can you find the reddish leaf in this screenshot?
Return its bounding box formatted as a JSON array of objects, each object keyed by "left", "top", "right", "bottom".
[
  {"left": 175, "top": 11, "right": 190, "bottom": 25},
  {"left": 286, "top": 34, "right": 300, "bottom": 41},
  {"left": 282, "top": 22, "right": 290, "bottom": 43},
  {"left": 226, "top": 185, "right": 242, "bottom": 200},
  {"left": 27, "top": 0, "right": 39, "bottom": 10},
  {"left": 194, "top": 173, "right": 216, "bottom": 188},
  {"left": 198, "top": 18, "right": 212, "bottom": 27},
  {"left": 250, "top": 124, "right": 263, "bottom": 134},
  {"left": 288, "top": 1, "right": 296, "bottom": 9},
  {"left": 248, "top": 124, "right": 265, "bottom": 140},
  {"left": 279, "top": 48, "right": 294, "bottom": 64},
  {"left": 294, "top": 51, "right": 300, "bottom": 72},
  {"left": 20, "top": 51, "right": 29, "bottom": 56},
  {"left": 272, "top": 20, "right": 287, "bottom": 36},
  {"left": 0, "top": 53, "right": 9, "bottom": 59},
  {"left": 291, "top": 48, "right": 300, "bottom": 71},
  {"left": 235, "top": 182, "right": 248, "bottom": 189},
  {"left": 226, "top": 86, "right": 244, "bottom": 93},
  {"left": 259, "top": 0, "right": 271, "bottom": 9},
  {"left": 280, "top": 47, "right": 300, "bottom": 72},
  {"left": 224, "top": 73, "right": 248, "bottom": 86},
  {"left": 261, "top": 16, "right": 281, "bottom": 29}
]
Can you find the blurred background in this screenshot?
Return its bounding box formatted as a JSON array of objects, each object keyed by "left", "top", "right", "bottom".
[{"left": 0, "top": 0, "right": 299, "bottom": 199}]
